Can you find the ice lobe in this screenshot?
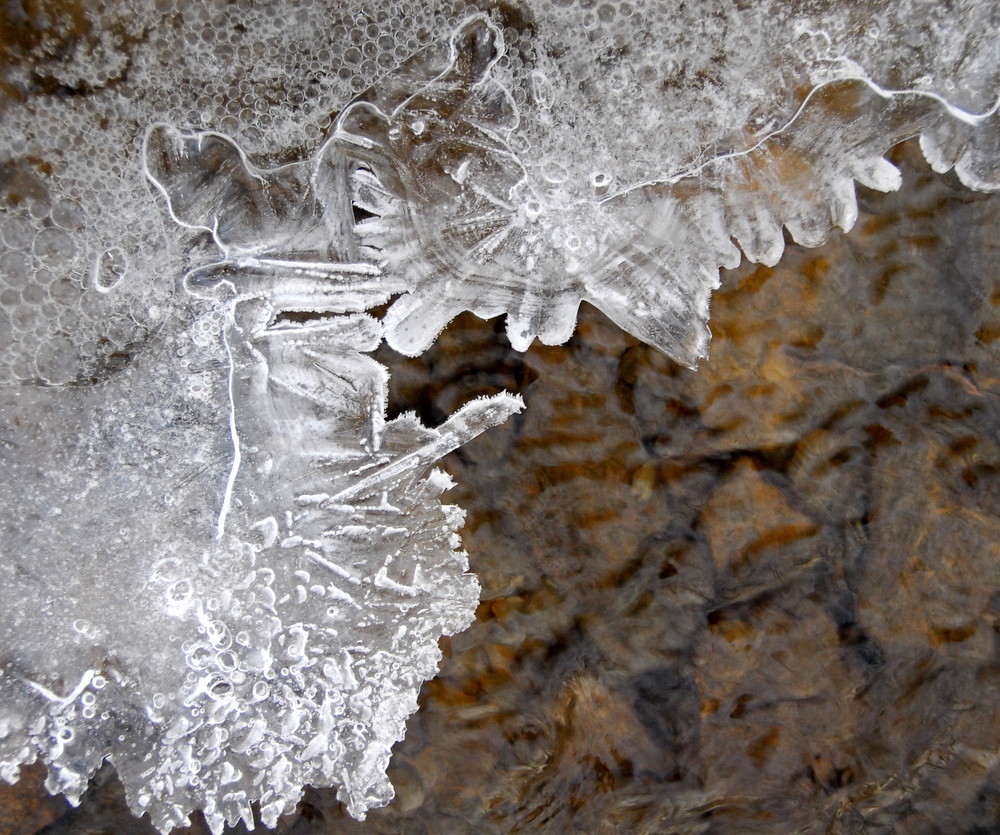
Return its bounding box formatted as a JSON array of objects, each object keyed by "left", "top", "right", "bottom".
[
  {"left": 338, "top": 16, "right": 1000, "bottom": 368},
  {"left": 1, "top": 0, "right": 998, "bottom": 386},
  {"left": 0, "top": 271, "right": 522, "bottom": 832}
]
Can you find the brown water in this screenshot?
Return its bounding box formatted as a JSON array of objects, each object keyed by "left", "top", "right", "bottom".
[{"left": 4, "top": 142, "right": 1000, "bottom": 833}]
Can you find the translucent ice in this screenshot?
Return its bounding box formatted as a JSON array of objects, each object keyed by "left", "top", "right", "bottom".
[
  {"left": 0, "top": 248, "right": 522, "bottom": 832},
  {"left": 0, "top": 21, "right": 525, "bottom": 830},
  {"left": 1, "top": 1, "right": 999, "bottom": 832},
  {"left": 337, "top": 16, "right": 1000, "bottom": 366}
]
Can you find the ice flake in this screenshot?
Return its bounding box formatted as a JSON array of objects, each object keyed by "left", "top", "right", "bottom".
[
  {"left": 0, "top": 267, "right": 522, "bottom": 832},
  {"left": 0, "top": 21, "right": 525, "bottom": 831},
  {"left": 332, "top": 17, "right": 1000, "bottom": 367}
]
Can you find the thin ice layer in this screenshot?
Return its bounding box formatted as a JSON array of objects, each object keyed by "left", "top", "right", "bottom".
[
  {"left": 330, "top": 16, "right": 1000, "bottom": 368},
  {"left": 0, "top": 282, "right": 522, "bottom": 832},
  {"left": 1, "top": 5, "right": 1000, "bottom": 833},
  {"left": 2, "top": 0, "right": 999, "bottom": 383}
]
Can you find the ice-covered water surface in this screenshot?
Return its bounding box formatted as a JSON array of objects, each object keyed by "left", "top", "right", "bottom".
[
  {"left": 0, "top": 285, "right": 520, "bottom": 831},
  {"left": 0, "top": 1, "right": 999, "bottom": 832},
  {"left": 2, "top": 0, "right": 999, "bottom": 384}
]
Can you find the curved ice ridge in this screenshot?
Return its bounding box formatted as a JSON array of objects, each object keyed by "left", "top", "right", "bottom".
[{"left": 141, "top": 14, "right": 1000, "bottom": 373}]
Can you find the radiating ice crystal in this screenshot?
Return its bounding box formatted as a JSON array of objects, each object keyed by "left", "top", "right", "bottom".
[
  {"left": 2, "top": 1, "right": 1000, "bottom": 832},
  {"left": 0, "top": 236, "right": 522, "bottom": 832},
  {"left": 338, "top": 16, "right": 1000, "bottom": 366},
  {"left": 0, "top": 19, "right": 525, "bottom": 830}
]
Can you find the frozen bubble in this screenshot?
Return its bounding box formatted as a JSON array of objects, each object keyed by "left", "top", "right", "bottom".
[
  {"left": 49, "top": 278, "right": 81, "bottom": 305},
  {"left": 34, "top": 337, "right": 78, "bottom": 385},
  {"left": 217, "top": 651, "right": 238, "bottom": 672},
  {"left": 166, "top": 578, "right": 194, "bottom": 607},
  {"left": 187, "top": 645, "right": 216, "bottom": 671},
  {"left": 206, "top": 676, "right": 234, "bottom": 699},
  {"left": 10, "top": 303, "right": 35, "bottom": 331},
  {"left": 21, "top": 283, "right": 46, "bottom": 305},
  {"left": 50, "top": 201, "right": 86, "bottom": 231},
  {"left": 0, "top": 251, "right": 32, "bottom": 289},
  {"left": 91, "top": 247, "right": 128, "bottom": 292},
  {"left": 0, "top": 215, "right": 35, "bottom": 250},
  {"left": 27, "top": 200, "right": 49, "bottom": 221},
  {"left": 542, "top": 160, "right": 569, "bottom": 184},
  {"left": 591, "top": 171, "right": 612, "bottom": 196}
]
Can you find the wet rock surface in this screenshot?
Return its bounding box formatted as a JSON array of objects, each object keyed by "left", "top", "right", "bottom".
[{"left": 5, "top": 143, "right": 1000, "bottom": 833}]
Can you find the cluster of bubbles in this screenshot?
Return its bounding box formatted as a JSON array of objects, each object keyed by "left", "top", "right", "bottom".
[
  {"left": 1, "top": 0, "right": 996, "bottom": 387},
  {"left": 0, "top": 193, "right": 155, "bottom": 385},
  {"left": 493, "top": 0, "right": 776, "bottom": 198},
  {"left": 496, "top": 0, "right": 998, "bottom": 209},
  {"left": 0, "top": 0, "right": 475, "bottom": 386}
]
